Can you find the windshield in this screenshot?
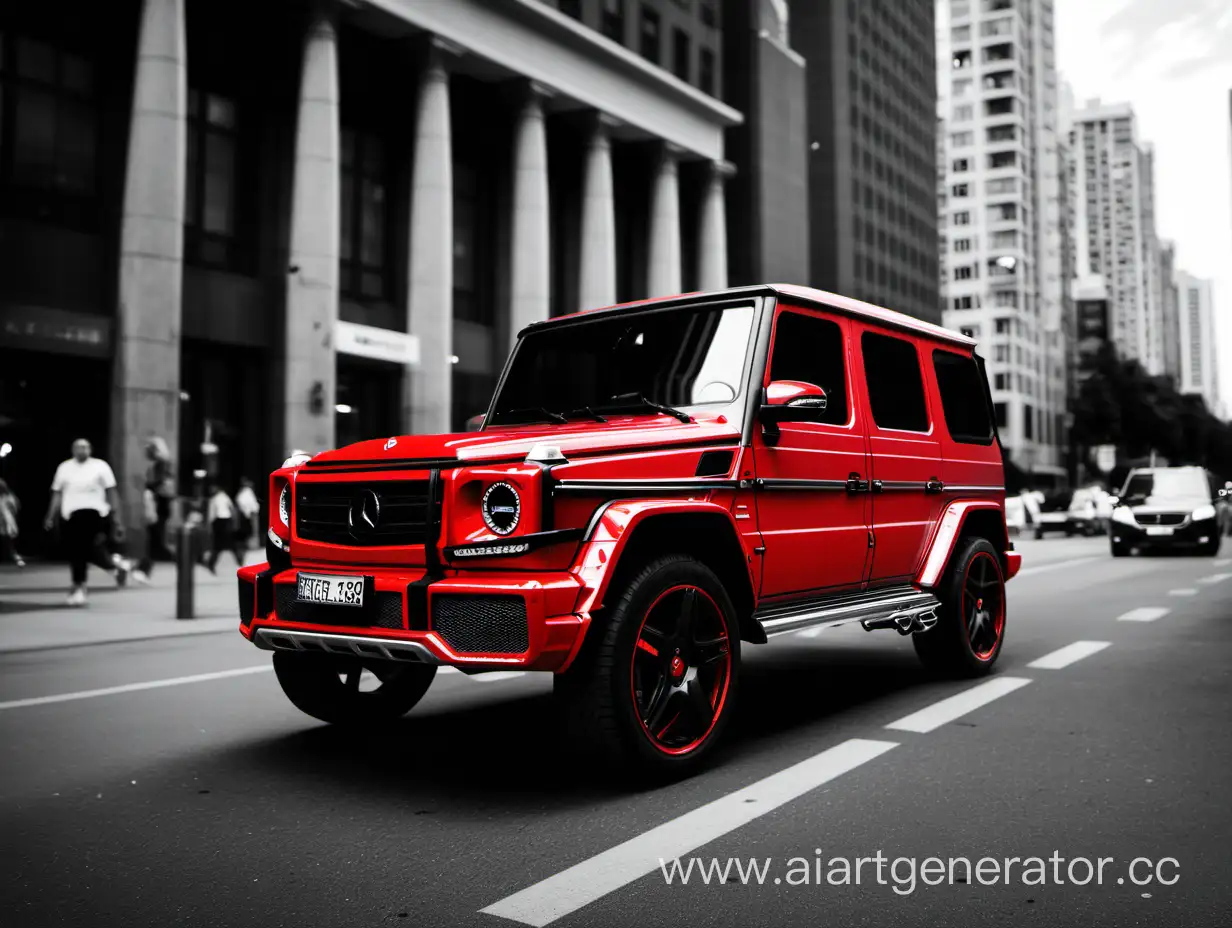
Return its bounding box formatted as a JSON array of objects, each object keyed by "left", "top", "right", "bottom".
[
  {"left": 1120, "top": 470, "right": 1210, "bottom": 504},
  {"left": 488, "top": 305, "right": 756, "bottom": 426}
]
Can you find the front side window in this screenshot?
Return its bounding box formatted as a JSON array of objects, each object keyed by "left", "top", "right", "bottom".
[
  {"left": 489, "top": 304, "right": 755, "bottom": 426},
  {"left": 932, "top": 350, "right": 994, "bottom": 443},
  {"left": 768, "top": 311, "right": 850, "bottom": 426},
  {"left": 861, "top": 332, "right": 929, "bottom": 432}
]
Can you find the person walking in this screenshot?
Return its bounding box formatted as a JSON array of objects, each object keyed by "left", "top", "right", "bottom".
[
  {"left": 43, "top": 439, "right": 130, "bottom": 606},
  {"left": 205, "top": 484, "right": 243, "bottom": 573},
  {"left": 0, "top": 478, "right": 25, "bottom": 568},
  {"left": 235, "top": 477, "right": 261, "bottom": 550},
  {"left": 132, "top": 436, "right": 174, "bottom": 583}
]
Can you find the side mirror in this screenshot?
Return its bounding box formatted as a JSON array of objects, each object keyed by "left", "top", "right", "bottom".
[{"left": 761, "top": 380, "right": 827, "bottom": 444}]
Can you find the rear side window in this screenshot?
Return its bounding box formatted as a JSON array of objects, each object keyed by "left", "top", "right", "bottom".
[
  {"left": 932, "top": 349, "right": 995, "bottom": 444},
  {"left": 768, "top": 311, "right": 849, "bottom": 425},
  {"left": 860, "top": 332, "right": 929, "bottom": 432}
]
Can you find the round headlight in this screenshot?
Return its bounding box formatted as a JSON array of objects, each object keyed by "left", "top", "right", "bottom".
[
  {"left": 482, "top": 482, "right": 521, "bottom": 536},
  {"left": 279, "top": 484, "right": 290, "bottom": 527}
]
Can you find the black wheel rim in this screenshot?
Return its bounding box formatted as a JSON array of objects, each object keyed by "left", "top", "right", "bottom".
[
  {"left": 962, "top": 552, "right": 1005, "bottom": 660},
  {"left": 630, "top": 585, "right": 732, "bottom": 755}
]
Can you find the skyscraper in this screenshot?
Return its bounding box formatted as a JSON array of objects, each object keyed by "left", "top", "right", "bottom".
[
  {"left": 1158, "top": 240, "right": 1181, "bottom": 387},
  {"left": 790, "top": 0, "right": 940, "bottom": 322},
  {"left": 1067, "top": 102, "right": 1164, "bottom": 375},
  {"left": 939, "top": 0, "right": 1067, "bottom": 482},
  {"left": 1175, "top": 271, "right": 1220, "bottom": 415}
]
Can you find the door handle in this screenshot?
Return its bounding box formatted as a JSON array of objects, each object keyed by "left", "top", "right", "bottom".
[
  {"left": 846, "top": 473, "right": 870, "bottom": 493},
  {"left": 925, "top": 477, "right": 945, "bottom": 494}
]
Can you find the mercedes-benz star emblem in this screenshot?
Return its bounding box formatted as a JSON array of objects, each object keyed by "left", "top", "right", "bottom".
[{"left": 348, "top": 489, "right": 382, "bottom": 535}]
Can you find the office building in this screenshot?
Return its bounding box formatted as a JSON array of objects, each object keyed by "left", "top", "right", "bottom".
[
  {"left": 1175, "top": 271, "right": 1220, "bottom": 415},
  {"left": 939, "top": 0, "right": 1067, "bottom": 482},
  {"left": 791, "top": 0, "right": 940, "bottom": 323}
]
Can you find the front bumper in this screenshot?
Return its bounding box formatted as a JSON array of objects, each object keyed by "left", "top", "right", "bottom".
[
  {"left": 236, "top": 562, "right": 588, "bottom": 671},
  {"left": 1111, "top": 516, "right": 1217, "bottom": 549}
]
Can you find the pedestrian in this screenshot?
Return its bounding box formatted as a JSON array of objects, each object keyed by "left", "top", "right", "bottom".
[
  {"left": 132, "top": 435, "right": 174, "bottom": 583},
  {"left": 43, "top": 438, "right": 131, "bottom": 606},
  {"left": 205, "top": 483, "right": 243, "bottom": 573},
  {"left": 0, "top": 478, "right": 26, "bottom": 568},
  {"left": 235, "top": 476, "right": 261, "bottom": 550}
]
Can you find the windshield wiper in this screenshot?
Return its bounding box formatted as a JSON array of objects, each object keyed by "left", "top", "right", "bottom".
[
  {"left": 497, "top": 406, "right": 568, "bottom": 424},
  {"left": 563, "top": 406, "right": 608, "bottom": 423},
  {"left": 596, "top": 392, "right": 692, "bottom": 424}
]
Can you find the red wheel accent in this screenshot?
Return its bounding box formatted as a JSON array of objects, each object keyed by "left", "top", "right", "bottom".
[
  {"left": 961, "top": 551, "right": 1005, "bottom": 661},
  {"left": 629, "top": 584, "right": 732, "bottom": 756}
]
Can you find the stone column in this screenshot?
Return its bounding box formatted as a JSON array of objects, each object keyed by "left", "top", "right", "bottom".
[
  {"left": 646, "top": 145, "right": 682, "bottom": 297},
  {"left": 577, "top": 113, "right": 617, "bottom": 311},
  {"left": 508, "top": 82, "right": 552, "bottom": 349},
  {"left": 405, "top": 40, "right": 458, "bottom": 436},
  {"left": 284, "top": 7, "right": 340, "bottom": 454},
  {"left": 112, "top": 0, "right": 186, "bottom": 540},
  {"left": 697, "top": 159, "right": 734, "bottom": 291}
]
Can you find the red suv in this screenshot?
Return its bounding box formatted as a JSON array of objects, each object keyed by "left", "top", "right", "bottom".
[{"left": 238, "top": 285, "right": 1019, "bottom": 775}]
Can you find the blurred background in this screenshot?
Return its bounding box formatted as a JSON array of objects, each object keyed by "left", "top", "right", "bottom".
[{"left": 0, "top": 0, "right": 1229, "bottom": 558}]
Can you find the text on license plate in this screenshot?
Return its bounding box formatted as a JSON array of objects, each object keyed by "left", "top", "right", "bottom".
[
  {"left": 1146, "top": 526, "right": 1174, "bottom": 536},
  {"left": 296, "top": 573, "right": 365, "bottom": 607}
]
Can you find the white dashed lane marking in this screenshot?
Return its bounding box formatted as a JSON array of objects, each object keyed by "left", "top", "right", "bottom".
[
  {"left": 1027, "top": 641, "right": 1111, "bottom": 670},
  {"left": 480, "top": 739, "right": 899, "bottom": 926},
  {"left": 1198, "top": 573, "right": 1231, "bottom": 585},
  {"left": 1169, "top": 588, "right": 1198, "bottom": 597},
  {"left": 1117, "top": 607, "right": 1170, "bottom": 623},
  {"left": 1015, "top": 556, "right": 1100, "bottom": 578},
  {"left": 885, "top": 677, "right": 1032, "bottom": 733}
]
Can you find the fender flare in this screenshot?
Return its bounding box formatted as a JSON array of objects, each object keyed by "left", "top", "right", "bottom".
[
  {"left": 569, "top": 499, "right": 753, "bottom": 619},
  {"left": 915, "top": 500, "right": 1014, "bottom": 589}
]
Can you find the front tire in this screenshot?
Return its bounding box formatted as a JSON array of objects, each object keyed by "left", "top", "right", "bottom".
[
  {"left": 555, "top": 555, "right": 739, "bottom": 778},
  {"left": 914, "top": 537, "right": 1006, "bottom": 677},
  {"left": 273, "top": 652, "right": 436, "bottom": 726},
  {"left": 1111, "top": 540, "right": 1129, "bottom": 558}
]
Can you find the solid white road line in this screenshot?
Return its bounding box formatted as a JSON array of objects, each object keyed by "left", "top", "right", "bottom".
[
  {"left": 1015, "top": 556, "right": 1101, "bottom": 578},
  {"left": 885, "top": 677, "right": 1032, "bottom": 733},
  {"left": 480, "top": 738, "right": 899, "bottom": 927},
  {"left": 1169, "top": 588, "right": 1198, "bottom": 597},
  {"left": 0, "top": 665, "right": 273, "bottom": 712},
  {"left": 1027, "top": 641, "right": 1111, "bottom": 670},
  {"left": 1117, "top": 607, "right": 1170, "bottom": 623},
  {"left": 1198, "top": 573, "right": 1231, "bottom": 585}
]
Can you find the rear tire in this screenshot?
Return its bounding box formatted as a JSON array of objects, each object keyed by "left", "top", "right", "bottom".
[
  {"left": 914, "top": 537, "right": 1006, "bottom": 677},
  {"left": 554, "top": 554, "right": 740, "bottom": 779},
  {"left": 273, "top": 652, "right": 436, "bottom": 726}
]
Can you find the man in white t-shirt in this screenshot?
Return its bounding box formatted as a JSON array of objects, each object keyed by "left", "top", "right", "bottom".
[{"left": 43, "top": 439, "right": 131, "bottom": 606}]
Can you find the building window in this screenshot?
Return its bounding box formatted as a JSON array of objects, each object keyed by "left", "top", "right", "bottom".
[
  {"left": 995, "top": 317, "right": 1010, "bottom": 334},
  {"left": 987, "top": 124, "right": 1016, "bottom": 143},
  {"left": 640, "top": 5, "right": 661, "bottom": 62},
  {"left": 994, "top": 402, "right": 1007, "bottom": 429},
  {"left": 953, "top": 210, "right": 971, "bottom": 226},
  {"left": 953, "top": 238, "right": 971, "bottom": 252},
  {"left": 988, "top": 151, "right": 1017, "bottom": 169},
  {"left": 994, "top": 372, "right": 1008, "bottom": 390},
  {"left": 953, "top": 295, "right": 975, "bottom": 310},
  {"left": 185, "top": 89, "right": 239, "bottom": 268},
  {"left": 952, "top": 103, "right": 973, "bottom": 122},
  {"left": 954, "top": 265, "right": 974, "bottom": 281},
  {"left": 1023, "top": 403, "right": 1034, "bottom": 440},
  {"left": 952, "top": 158, "right": 970, "bottom": 172},
  {"left": 994, "top": 344, "right": 1009, "bottom": 362},
  {"left": 340, "top": 128, "right": 390, "bottom": 301},
  {"left": 699, "top": 47, "right": 715, "bottom": 95},
  {"left": 986, "top": 177, "right": 1016, "bottom": 194},
  {"left": 602, "top": 0, "right": 625, "bottom": 42},
  {"left": 453, "top": 162, "right": 489, "bottom": 324},
  {"left": 951, "top": 183, "right": 970, "bottom": 198},
  {"left": 700, "top": 1, "right": 717, "bottom": 27},
  {"left": 1, "top": 34, "right": 99, "bottom": 227},
  {"left": 950, "top": 131, "right": 974, "bottom": 147},
  {"left": 673, "top": 28, "right": 690, "bottom": 82}
]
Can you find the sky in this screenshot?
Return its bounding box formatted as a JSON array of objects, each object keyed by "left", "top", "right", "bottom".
[
  {"left": 1053, "top": 0, "right": 1232, "bottom": 410},
  {"left": 936, "top": 0, "right": 1232, "bottom": 411}
]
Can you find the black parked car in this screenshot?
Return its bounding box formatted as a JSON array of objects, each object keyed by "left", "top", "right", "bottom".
[{"left": 1109, "top": 466, "right": 1225, "bottom": 557}]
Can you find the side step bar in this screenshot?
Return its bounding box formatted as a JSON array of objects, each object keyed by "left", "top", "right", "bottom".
[
  {"left": 753, "top": 586, "right": 941, "bottom": 639},
  {"left": 253, "top": 628, "right": 441, "bottom": 664}
]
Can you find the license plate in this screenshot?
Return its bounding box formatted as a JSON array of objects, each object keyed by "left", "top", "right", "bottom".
[
  {"left": 1146, "top": 526, "right": 1174, "bottom": 537},
  {"left": 296, "top": 573, "right": 365, "bottom": 607}
]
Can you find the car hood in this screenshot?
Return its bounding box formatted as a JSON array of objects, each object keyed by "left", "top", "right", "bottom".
[{"left": 304, "top": 414, "right": 742, "bottom": 468}]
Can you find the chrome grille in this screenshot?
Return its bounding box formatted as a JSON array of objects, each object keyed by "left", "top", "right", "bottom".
[
  {"left": 1136, "top": 512, "right": 1186, "bottom": 526},
  {"left": 296, "top": 481, "right": 430, "bottom": 547}
]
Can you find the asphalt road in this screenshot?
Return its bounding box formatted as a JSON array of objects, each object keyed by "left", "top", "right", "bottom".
[{"left": 2, "top": 536, "right": 1230, "bottom": 928}]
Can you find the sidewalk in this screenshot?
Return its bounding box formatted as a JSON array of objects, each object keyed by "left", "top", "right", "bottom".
[{"left": 0, "top": 552, "right": 264, "bottom": 654}]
